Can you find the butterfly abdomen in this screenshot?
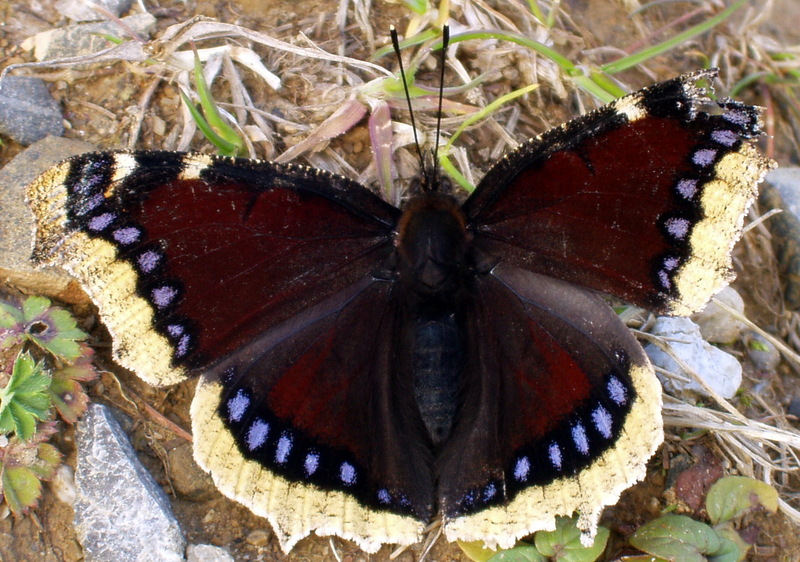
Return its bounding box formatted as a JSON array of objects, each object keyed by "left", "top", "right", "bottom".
[{"left": 412, "top": 310, "right": 465, "bottom": 446}]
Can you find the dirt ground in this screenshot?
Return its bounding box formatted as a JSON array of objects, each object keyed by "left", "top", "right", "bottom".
[{"left": 1, "top": 0, "right": 800, "bottom": 560}]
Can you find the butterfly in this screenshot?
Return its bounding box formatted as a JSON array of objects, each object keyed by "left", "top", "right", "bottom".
[{"left": 27, "top": 68, "right": 774, "bottom": 553}]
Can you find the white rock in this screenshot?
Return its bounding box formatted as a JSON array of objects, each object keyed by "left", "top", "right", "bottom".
[
  {"left": 187, "top": 544, "right": 235, "bottom": 562},
  {"left": 645, "top": 316, "right": 742, "bottom": 399},
  {"left": 49, "top": 463, "right": 77, "bottom": 506}
]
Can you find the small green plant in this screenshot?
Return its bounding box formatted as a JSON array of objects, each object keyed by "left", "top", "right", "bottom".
[
  {"left": 180, "top": 48, "right": 246, "bottom": 157},
  {"left": 0, "top": 295, "right": 98, "bottom": 514},
  {"left": 0, "top": 352, "right": 51, "bottom": 441},
  {"left": 629, "top": 475, "right": 778, "bottom": 561},
  {"left": 459, "top": 515, "right": 610, "bottom": 562}
]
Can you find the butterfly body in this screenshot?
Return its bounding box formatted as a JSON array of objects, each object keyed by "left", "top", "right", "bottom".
[{"left": 26, "top": 69, "right": 775, "bottom": 553}]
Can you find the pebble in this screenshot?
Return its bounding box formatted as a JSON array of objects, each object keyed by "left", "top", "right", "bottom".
[
  {"left": 645, "top": 316, "right": 743, "bottom": 399},
  {"left": 245, "top": 529, "right": 270, "bottom": 547},
  {"left": 746, "top": 331, "right": 781, "bottom": 372},
  {"left": 759, "top": 168, "right": 800, "bottom": 310},
  {"left": 691, "top": 286, "right": 747, "bottom": 344},
  {"left": 0, "top": 76, "right": 63, "bottom": 145},
  {"left": 167, "top": 442, "right": 216, "bottom": 501},
  {"left": 186, "top": 543, "right": 236, "bottom": 562},
  {"left": 49, "top": 464, "right": 77, "bottom": 506}
]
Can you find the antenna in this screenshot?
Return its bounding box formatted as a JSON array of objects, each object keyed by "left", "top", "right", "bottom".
[
  {"left": 391, "top": 26, "right": 426, "bottom": 180},
  {"left": 431, "top": 25, "right": 450, "bottom": 185}
]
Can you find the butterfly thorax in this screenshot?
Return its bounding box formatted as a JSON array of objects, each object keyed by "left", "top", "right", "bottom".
[{"left": 395, "top": 191, "right": 471, "bottom": 300}]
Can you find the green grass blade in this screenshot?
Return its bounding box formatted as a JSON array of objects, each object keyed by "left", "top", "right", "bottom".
[
  {"left": 601, "top": 0, "right": 746, "bottom": 75},
  {"left": 440, "top": 83, "right": 539, "bottom": 191},
  {"left": 444, "top": 30, "right": 577, "bottom": 73},
  {"left": 179, "top": 90, "right": 239, "bottom": 156}
]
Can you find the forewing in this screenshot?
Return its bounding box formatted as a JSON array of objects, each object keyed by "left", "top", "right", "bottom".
[
  {"left": 438, "top": 262, "right": 662, "bottom": 549},
  {"left": 27, "top": 151, "right": 399, "bottom": 384},
  {"left": 463, "top": 70, "right": 774, "bottom": 315}
]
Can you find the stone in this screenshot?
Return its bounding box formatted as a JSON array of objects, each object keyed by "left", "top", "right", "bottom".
[
  {"left": 49, "top": 463, "right": 77, "bottom": 506},
  {"left": 0, "top": 137, "right": 95, "bottom": 299},
  {"left": 55, "top": 0, "right": 133, "bottom": 22},
  {"left": 691, "top": 286, "right": 747, "bottom": 344},
  {"left": 645, "top": 316, "right": 743, "bottom": 399},
  {"left": 23, "top": 13, "right": 156, "bottom": 61},
  {"left": 187, "top": 544, "right": 235, "bottom": 562},
  {"left": 746, "top": 331, "right": 781, "bottom": 372},
  {"left": 166, "top": 442, "right": 215, "bottom": 501},
  {"left": 0, "top": 76, "right": 63, "bottom": 145},
  {"left": 74, "top": 403, "right": 185, "bottom": 561},
  {"left": 245, "top": 529, "right": 270, "bottom": 547},
  {"left": 759, "top": 168, "right": 800, "bottom": 310}
]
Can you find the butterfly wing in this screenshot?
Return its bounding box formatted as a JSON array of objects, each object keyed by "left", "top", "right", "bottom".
[
  {"left": 29, "top": 151, "right": 433, "bottom": 551},
  {"left": 463, "top": 69, "right": 775, "bottom": 315},
  {"left": 192, "top": 277, "right": 432, "bottom": 552},
  {"left": 442, "top": 69, "right": 773, "bottom": 546},
  {"left": 28, "top": 151, "right": 400, "bottom": 385},
  {"left": 437, "top": 262, "right": 661, "bottom": 548}
]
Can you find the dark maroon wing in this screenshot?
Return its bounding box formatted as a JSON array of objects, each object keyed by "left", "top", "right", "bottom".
[
  {"left": 29, "top": 151, "right": 400, "bottom": 385},
  {"left": 462, "top": 69, "right": 774, "bottom": 316},
  {"left": 438, "top": 262, "right": 662, "bottom": 546},
  {"left": 191, "top": 277, "right": 436, "bottom": 552}
]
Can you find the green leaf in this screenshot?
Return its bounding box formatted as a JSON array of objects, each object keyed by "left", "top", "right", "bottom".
[
  {"left": 534, "top": 516, "right": 610, "bottom": 561},
  {"left": 0, "top": 301, "right": 23, "bottom": 328},
  {"left": 0, "top": 406, "right": 15, "bottom": 434},
  {"left": 0, "top": 300, "right": 25, "bottom": 349},
  {"left": 5, "top": 296, "right": 88, "bottom": 361},
  {"left": 181, "top": 49, "right": 244, "bottom": 156},
  {"left": 488, "top": 543, "right": 546, "bottom": 562},
  {"left": 0, "top": 352, "right": 52, "bottom": 440},
  {"left": 49, "top": 346, "right": 98, "bottom": 423},
  {"left": 21, "top": 296, "right": 50, "bottom": 319},
  {"left": 629, "top": 514, "right": 721, "bottom": 562},
  {"left": 0, "top": 423, "right": 61, "bottom": 513},
  {"left": 400, "top": 0, "right": 429, "bottom": 15},
  {"left": 440, "top": 82, "right": 539, "bottom": 191},
  {"left": 600, "top": 0, "right": 747, "bottom": 75},
  {"left": 458, "top": 540, "right": 499, "bottom": 562},
  {"left": 706, "top": 476, "right": 779, "bottom": 525},
  {"left": 25, "top": 442, "right": 61, "bottom": 480},
  {"left": 2, "top": 466, "right": 42, "bottom": 514},
  {"left": 709, "top": 521, "right": 749, "bottom": 562}
]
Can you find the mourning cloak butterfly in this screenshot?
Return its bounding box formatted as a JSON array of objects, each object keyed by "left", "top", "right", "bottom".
[{"left": 27, "top": 69, "right": 774, "bottom": 553}]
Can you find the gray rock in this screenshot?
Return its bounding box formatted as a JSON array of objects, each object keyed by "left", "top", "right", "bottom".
[
  {"left": 186, "top": 544, "right": 235, "bottom": 562},
  {"left": 55, "top": 0, "right": 133, "bottom": 22},
  {"left": 765, "top": 167, "right": 800, "bottom": 216},
  {"left": 759, "top": 168, "right": 800, "bottom": 310},
  {"left": 788, "top": 396, "right": 800, "bottom": 419},
  {"left": 0, "top": 76, "right": 63, "bottom": 145},
  {"left": 0, "top": 137, "right": 95, "bottom": 297},
  {"left": 746, "top": 331, "right": 781, "bottom": 372},
  {"left": 691, "top": 286, "right": 747, "bottom": 344},
  {"left": 74, "top": 403, "right": 185, "bottom": 562},
  {"left": 26, "top": 13, "right": 156, "bottom": 61},
  {"left": 645, "top": 316, "right": 742, "bottom": 399}
]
